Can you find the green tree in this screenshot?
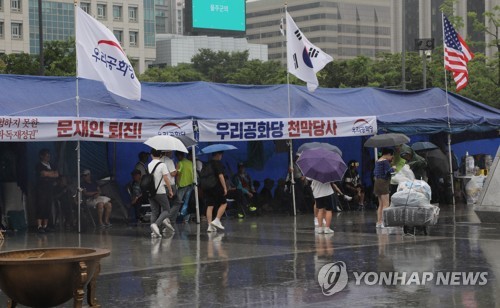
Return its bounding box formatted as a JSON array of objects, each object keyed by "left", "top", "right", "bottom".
[
  {"left": 468, "top": 5, "right": 500, "bottom": 86},
  {"left": 43, "top": 38, "right": 76, "bottom": 76},
  {"left": 192, "top": 49, "right": 249, "bottom": 82},
  {"left": 0, "top": 53, "right": 39, "bottom": 75},
  {"left": 226, "top": 60, "right": 287, "bottom": 85},
  {"left": 139, "top": 63, "right": 204, "bottom": 82}
]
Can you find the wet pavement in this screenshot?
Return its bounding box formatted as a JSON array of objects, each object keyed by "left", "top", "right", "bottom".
[{"left": 0, "top": 203, "right": 499, "bottom": 307}]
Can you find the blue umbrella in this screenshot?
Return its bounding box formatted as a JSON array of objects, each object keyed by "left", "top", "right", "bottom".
[
  {"left": 296, "top": 148, "right": 347, "bottom": 184},
  {"left": 201, "top": 144, "right": 237, "bottom": 154}
]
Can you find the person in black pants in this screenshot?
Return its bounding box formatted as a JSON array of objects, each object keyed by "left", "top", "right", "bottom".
[{"left": 35, "top": 149, "right": 59, "bottom": 233}]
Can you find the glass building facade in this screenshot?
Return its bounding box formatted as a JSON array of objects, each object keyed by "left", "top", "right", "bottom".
[
  {"left": 144, "top": 0, "right": 155, "bottom": 47},
  {"left": 29, "top": 0, "right": 73, "bottom": 54}
]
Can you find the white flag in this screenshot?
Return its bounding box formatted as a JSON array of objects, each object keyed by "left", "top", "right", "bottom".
[
  {"left": 286, "top": 12, "right": 333, "bottom": 92},
  {"left": 76, "top": 7, "right": 141, "bottom": 100}
]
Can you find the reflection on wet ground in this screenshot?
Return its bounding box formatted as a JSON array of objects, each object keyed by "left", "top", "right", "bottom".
[{"left": 0, "top": 203, "right": 498, "bottom": 307}]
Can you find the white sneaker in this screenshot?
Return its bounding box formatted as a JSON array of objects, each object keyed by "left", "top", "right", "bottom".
[
  {"left": 315, "top": 227, "right": 323, "bottom": 234},
  {"left": 210, "top": 218, "right": 225, "bottom": 230},
  {"left": 336, "top": 206, "right": 342, "bottom": 212},
  {"left": 150, "top": 223, "right": 161, "bottom": 237},
  {"left": 343, "top": 195, "right": 353, "bottom": 201},
  {"left": 376, "top": 223, "right": 384, "bottom": 228},
  {"left": 314, "top": 217, "right": 319, "bottom": 226},
  {"left": 207, "top": 224, "right": 217, "bottom": 232},
  {"left": 151, "top": 232, "right": 161, "bottom": 239},
  {"left": 162, "top": 218, "right": 175, "bottom": 232},
  {"left": 323, "top": 227, "right": 334, "bottom": 234}
]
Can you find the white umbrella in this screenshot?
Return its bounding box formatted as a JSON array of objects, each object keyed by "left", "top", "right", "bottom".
[{"left": 144, "top": 135, "right": 188, "bottom": 153}]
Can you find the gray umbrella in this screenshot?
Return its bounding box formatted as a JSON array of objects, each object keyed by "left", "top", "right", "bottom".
[
  {"left": 411, "top": 141, "right": 439, "bottom": 152},
  {"left": 297, "top": 142, "right": 342, "bottom": 156},
  {"left": 364, "top": 133, "right": 410, "bottom": 148},
  {"left": 175, "top": 135, "right": 197, "bottom": 148}
]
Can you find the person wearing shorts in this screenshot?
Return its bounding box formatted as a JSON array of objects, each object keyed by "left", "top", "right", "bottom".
[
  {"left": 373, "top": 148, "right": 395, "bottom": 228},
  {"left": 81, "top": 169, "right": 112, "bottom": 228},
  {"left": 310, "top": 179, "right": 335, "bottom": 234},
  {"left": 204, "top": 151, "right": 227, "bottom": 232}
]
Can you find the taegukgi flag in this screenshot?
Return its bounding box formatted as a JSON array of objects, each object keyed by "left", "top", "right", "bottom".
[
  {"left": 286, "top": 12, "right": 333, "bottom": 92},
  {"left": 76, "top": 6, "right": 141, "bottom": 100}
]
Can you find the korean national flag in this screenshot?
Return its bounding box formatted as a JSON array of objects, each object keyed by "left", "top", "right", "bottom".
[
  {"left": 76, "top": 6, "right": 141, "bottom": 100},
  {"left": 286, "top": 12, "right": 333, "bottom": 92}
]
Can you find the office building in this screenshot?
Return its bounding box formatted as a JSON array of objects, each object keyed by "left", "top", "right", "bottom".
[
  {"left": 0, "top": 0, "right": 155, "bottom": 73},
  {"left": 246, "top": 0, "right": 393, "bottom": 63},
  {"left": 154, "top": 34, "right": 267, "bottom": 67},
  {"left": 247, "top": 0, "right": 499, "bottom": 63},
  {"left": 155, "top": 0, "right": 184, "bottom": 35}
]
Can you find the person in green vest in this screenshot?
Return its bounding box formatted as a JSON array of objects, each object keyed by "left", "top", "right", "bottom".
[{"left": 176, "top": 151, "right": 194, "bottom": 223}]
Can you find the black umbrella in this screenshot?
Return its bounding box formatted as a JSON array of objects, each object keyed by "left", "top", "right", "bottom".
[
  {"left": 412, "top": 141, "right": 439, "bottom": 152},
  {"left": 425, "top": 149, "right": 450, "bottom": 176},
  {"left": 364, "top": 133, "right": 410, "bottom": 148}
]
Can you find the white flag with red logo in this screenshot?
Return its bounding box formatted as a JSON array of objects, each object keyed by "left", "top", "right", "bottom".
[
  {"left": 286, "top": 12, "right": 333, "bottom": 92},
  {"left": 76, "top": 6, "right": 141, "bottom": 100}
]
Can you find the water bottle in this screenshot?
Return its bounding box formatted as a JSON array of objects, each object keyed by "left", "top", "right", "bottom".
[{"left": 465, "top": 152, "right": 475, "bottom": 176}]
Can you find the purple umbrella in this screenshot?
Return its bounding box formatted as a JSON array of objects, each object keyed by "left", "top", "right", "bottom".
[{"left": 296, "top": 148, "right": 347, "bottom": 184}]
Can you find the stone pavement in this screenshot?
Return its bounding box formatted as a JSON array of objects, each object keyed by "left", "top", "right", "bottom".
[{"left": 0, "top": 203, "right": 498, "bottom": 307}]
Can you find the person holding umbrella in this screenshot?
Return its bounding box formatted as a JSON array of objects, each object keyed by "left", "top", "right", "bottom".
[
  {"left": 148, "top": 149, "right": 175, "bottom": 238},
  {"left": 296, "top": 148, "right": 348, "bottom": 233},
  {"left": 311, "top": 179, "right": 337, "bottom": 234},
  {"left": 374, "top": 148, "right": 395, "bottom": 228}
]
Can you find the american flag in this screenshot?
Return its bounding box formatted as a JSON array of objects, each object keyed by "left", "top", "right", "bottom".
[{"left": 443, "top": 14, "right": 474, "bottom": 91}]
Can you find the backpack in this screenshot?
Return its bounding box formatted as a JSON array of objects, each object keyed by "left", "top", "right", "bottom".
[
  {"left": 140, "top": 162, "right": 162, "bottom": 199},
  {"left": 200, "top": 161, "right": 218, "bottom": 190}
]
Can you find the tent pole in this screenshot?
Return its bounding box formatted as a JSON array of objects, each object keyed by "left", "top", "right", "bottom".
[
  {"left": 289, "top": 139, "right": 296, "bottom": 216},
  {"left": 192, "top": 144, "right": 200, "bottom": 224},
  {"left": 447, "top": 133, "right": 456, "bottom": 219},
  {"left": 192, "top": 119, "right": 200, "bottom": 224}
]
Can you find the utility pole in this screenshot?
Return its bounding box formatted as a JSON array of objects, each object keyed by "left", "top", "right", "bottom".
[{"left": 415, "top": 38, "right": 435, "bottom": 89}]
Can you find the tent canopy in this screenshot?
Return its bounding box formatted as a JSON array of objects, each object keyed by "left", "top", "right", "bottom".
[{"left": 1, "top": 74, "right": 499, "bottom": 135}]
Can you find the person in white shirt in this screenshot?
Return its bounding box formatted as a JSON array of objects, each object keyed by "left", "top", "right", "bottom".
[
  {"left": 148, "top": 149, "right": 175, "bottom": 238},
  {"left": 161, "top": 151, "right": 182, "bottom": 224},
  {"left": 310, "top": 180, "right": 336, "bottom": 234}
]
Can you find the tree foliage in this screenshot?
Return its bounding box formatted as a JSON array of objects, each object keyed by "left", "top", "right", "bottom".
[
  {"left": 1, "top": 36, "right": 498, "bottom": 109},
  {"left": 468, "top": 5, "right": 500, "bottom": 86},
  {"left": 43, "top": 38, "right": 76, "bottom": 76},
  {"left": 0, "top": 53, "right": 39, "bottom": 75}
]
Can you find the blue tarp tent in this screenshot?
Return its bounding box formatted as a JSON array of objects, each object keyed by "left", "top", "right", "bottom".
[
  {"left": 1, "top": 74, "right": 499, "bottom": 224},
  {"left": 1, "top": 74, "right": 499, "bottom": 134}
]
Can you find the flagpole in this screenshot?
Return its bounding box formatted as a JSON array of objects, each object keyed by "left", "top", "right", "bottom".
[
  {"left": 442, "top": 13, "right": 456, "bottom": 223},
  {"left": 75, "top": 0, "right": 83, "bottom": 233},
  {"left": 284, "top": 4, "right": 297, "bottom": 217}
]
